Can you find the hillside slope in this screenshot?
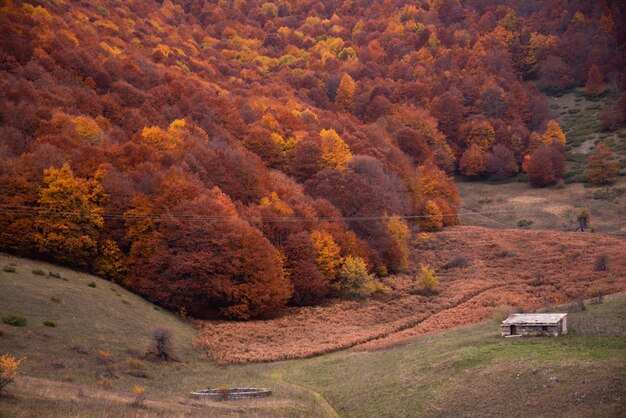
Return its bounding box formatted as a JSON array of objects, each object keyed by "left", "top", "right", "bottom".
[
  {"left": 1, "top": 253, "right": 625, "bottom": 417},
  {"left": 195, "top": 225, "right": 626, "bottom": 361},
  {"left": 0, "top": 253, "right": 332, "bottom": 417}
]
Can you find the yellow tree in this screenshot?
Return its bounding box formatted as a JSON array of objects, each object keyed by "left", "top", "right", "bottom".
[
  {"left": 335, "top": 255, "right": 377, "bottom": 297},
  {"left": 459, "top": 119, "right": 496, "bottom": 150},
  {"left": 320, "top": 128, "right": 352, "bottom": 171},
  {"left": 311, "top": 230, "right": 343, "bottom": 282},
  {"left": 137, "top": 119, "right": 194, "bottom": 152},
  {"left": 96, "top": 239, "right": 128, "bottom": 282},
  {"left": 420, "top": 200, "right": 443, "bottom": 231},
  {"left": 417, "top": 264, "right": 439, "bottom": 294},
  {"left": 385, "top": 215, "right": 410, "bottom": 272},
  {"left": 0, "top": 354, "right": 26, "bottom": 395},
  {"left": 335, "top": 73, "right": 356, "bottom": 112},
  {"left": 124, "top": 195, "right": 161, "bottom": 287},
  {"left": 34, "top": 164, "right": 106, "bottom": 266},
  {"left": 542, "top": 120, "right": 566, "bottom": 145}
]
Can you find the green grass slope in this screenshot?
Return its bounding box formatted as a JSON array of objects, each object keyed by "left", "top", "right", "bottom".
[{"left": 1, "top": 253, "right": 625, "bottom": 417}]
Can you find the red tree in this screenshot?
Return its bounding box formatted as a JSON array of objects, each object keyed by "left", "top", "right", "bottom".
[
  {"left": 526, "top": 143, "right": 565, "bottom": 187},
  {"left": 140, "top": 189, "right": 292, "bottom": 319},
  {"left": 584, "top": 64, "right": 606, "bottom": 97}
]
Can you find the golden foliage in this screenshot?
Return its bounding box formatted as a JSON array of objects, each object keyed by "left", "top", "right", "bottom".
[
  {"left": 335, "top": 255, "right": 380, "bottom": 297},
  {"left": 386, "top": 215, "right": 410, "bottom": 272},
  {"left": 420, "top": 200, "right": 444, "bottom": 231},
  {"left": 417, "top": 264, "right": 438, "bottom": 291},
  {"left": 34, "top": 164, "right": 106, "bottom": 266},
  {"left": 71, "top": 115, "right": 102, "bottom": 145},
  {"left": 460, "top": 119, "right": 495, "bottom": 150},
  {"left": 96, "top": 239, "right": 128, "bottom": 282},
  {"left": 542, "top": 120, "right": 566, "bottom": 145},
  {"left": 0, "top": 354, "right": 26, "bottom": 394},
  {"left": 259, "top": 191, "right": 294, "bottom": 216},
  {"left": 311, "top": 230, "right": 343, "bottom": 282},
  {"left": 320, "top": 128, "right": 352, "bottom": 171}
]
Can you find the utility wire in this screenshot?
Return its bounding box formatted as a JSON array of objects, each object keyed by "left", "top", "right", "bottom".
[{"left": 0, "top": 204, "right": 536, "bottom": 223}]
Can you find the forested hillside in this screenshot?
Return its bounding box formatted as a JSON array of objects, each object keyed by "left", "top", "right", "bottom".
[{"left": 0, "top": 0, "right": 624, "bottom": 319}]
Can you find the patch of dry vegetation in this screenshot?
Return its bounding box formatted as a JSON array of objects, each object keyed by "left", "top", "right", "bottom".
[
  {"left": 457, "top": 179, "right": 626, "bottom": 233},
  {"left": 196, "top": 226, "right": 626, "bottom": 362}
]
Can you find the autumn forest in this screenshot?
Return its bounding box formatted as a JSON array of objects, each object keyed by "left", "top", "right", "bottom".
[{"left": 0, "top": 0, "right": 624, "bottom": 320}]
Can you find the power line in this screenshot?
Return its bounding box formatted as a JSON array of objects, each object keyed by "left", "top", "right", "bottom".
[{"left": 0, "top": 204, "right": 532, "bottom": 223}]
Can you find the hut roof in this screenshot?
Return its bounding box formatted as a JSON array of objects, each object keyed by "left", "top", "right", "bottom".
[{"left": 502, "top": 313, "right": 567, "bottom": 326}]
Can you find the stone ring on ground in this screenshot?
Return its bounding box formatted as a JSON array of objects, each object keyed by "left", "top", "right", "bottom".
[{"left": 190, "top": 388, "right": 272, "bottom": 400}]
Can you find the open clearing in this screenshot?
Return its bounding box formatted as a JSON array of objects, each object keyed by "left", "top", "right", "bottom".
[
  {"left": 457, "top": 179, "right": 626, "bottom": 233},
  {"left": 1, "top": 253, "right": 625, "bottom": 417}
]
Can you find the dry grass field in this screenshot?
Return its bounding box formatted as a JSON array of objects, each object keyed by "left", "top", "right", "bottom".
[
  {"left": 456, "top": 179, "right": 626, "bottom": 233},
  {"left": 1, "top": 255, "right": 624, "bottom": 417},
  {"left": 196, "top": 226, "right": 625, "bottom": 362}
]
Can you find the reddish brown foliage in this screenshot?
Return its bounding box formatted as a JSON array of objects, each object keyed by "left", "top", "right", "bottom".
[
  {"left": 138, "top": 190, "right": 292, "bottom": 320},
  {"left": 459, "top": 144, "right": 486, "bottom": 178},
  {"left": 586, "top": 143, "right": 619, "bottom": 185},
  {"left": 485, "top": 145, "right": 518, "bottom": 179},
  {"left": 0, "top": 0, "right": 623, "bottom": 319},
  {"left": 584, "top": 64, "right": 606, "bottom": 97},
  {"left": 526, "top": 142, "right": 565, "bottom": 187}
]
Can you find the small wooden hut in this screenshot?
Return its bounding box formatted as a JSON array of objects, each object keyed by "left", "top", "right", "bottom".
[{"left": 501, "top": 313, "right": 568, "bottom": 337}]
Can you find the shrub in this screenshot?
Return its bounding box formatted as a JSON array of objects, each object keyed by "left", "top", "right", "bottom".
[
  {"left": 48, "top": 271, "right": 61, "bottom": 278},
  {"left": 2, "top": 315, "right": 26, "bottom": 327},
  {"left": 32, "top": 269, "right": 45, "bottom": 276},
  {"left": 43, "top": 320, "right": 56, "bottom": 327},
  {"left": 517, "top": 219, "right": 533, "bottom": 228},
  {"left": 0, "top": 354, "right": 26, "bottom": 396},
  {"left": 2, "top": 266, "right": 16, "bottom": 273},
  {"left": 334, "top": 256, "right": 379, "bottom": 299},
  {"left": 50, "top": 296, "right": 62, "bottom": 303},
  {"left": 87, "top": 281, "right": 97, "bottom": 288},
  {"left": 131, "top": 385, "right": 146, "bottom": 407},
  {"left": 418, "top": 264, "right": 439, "bottom": 294},
  {"left": 442, "top": 256, "right": 470, "bottom": 269},
  {"left": 147, "top": 327, "right": 175, "bottom": 361},
  {"left": 593, "top": 253, "right": 609, "bottom": 271},
  {"left": 127, "top": 358, "right": 147, "bottom": 370}
]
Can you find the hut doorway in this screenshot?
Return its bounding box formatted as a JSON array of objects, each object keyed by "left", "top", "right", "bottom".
[{"left": 510, "top": 325, "right": 517, "bottom": 335}]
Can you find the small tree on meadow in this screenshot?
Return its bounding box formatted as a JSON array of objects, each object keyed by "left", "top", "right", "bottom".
[
  {"left": 0, "top": 354, "right": 26, "bottom": 396},
  {"left": 147, "top": 327, "right": 175, "bottom": 361},
  {"left": 542, "top": 120, "right": 566, "bottom": 145},
  {"left": 576, "top": 210, "right": 590, "bottom": 232},
  {"left": 586, "top": 143, "right": 619, "bottom": 185},
  {"left": 418, "top": 264, "right": 439, "bottom": 294},
  {"left": 335, "top": 256, "right": 377, "bottom": 298}
]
